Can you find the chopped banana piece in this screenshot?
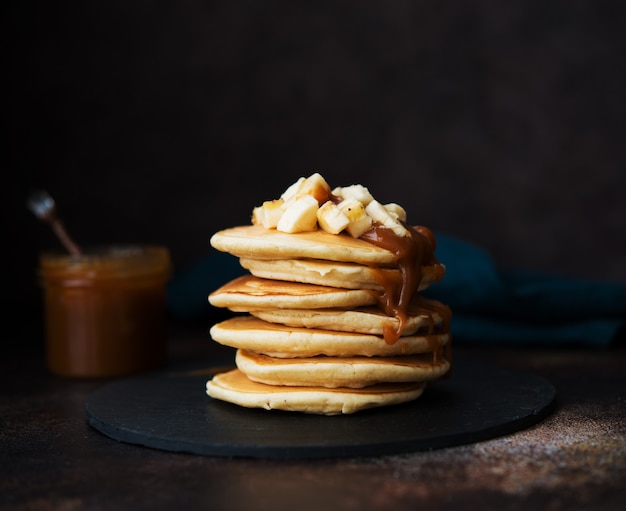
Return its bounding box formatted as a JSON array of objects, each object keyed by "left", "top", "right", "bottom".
[
  {"left": 277, "top": 194, "right": 319, "bottom": 233},
  {"left": 280, "top": 177, "right": 305, "bottom": 202},
  {"left": 383, "top": 203, "right": 407, "bottom": 223},
  {"left": 332, "top": 184, "right": 374, "bottom": 206},
  {"left": 365, "top": 200, "right": 408, "bottom": 237},
  {"left": 251, "top": 206, "right": 263, "bottom": 226},
  {"left": 252, "top": 199, "right": 285, "bottom": 229},
  {"left": 280, "top": 195, "right": 297, "bottom": 211},
  {"left": 298, "top": 173, "right": 331, "bottom": 204},
  {"left": 338, "top": 198, "right": 373, "bottom": 238},
  {"left": 317, "top": 201, "right": 350, "bottom": 234}
]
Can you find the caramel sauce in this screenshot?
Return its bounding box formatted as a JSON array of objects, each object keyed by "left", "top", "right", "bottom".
[
  {"left": 360, "top": 225, "right": 439, "bottom": 344},
  {"left": 39, "top": 246, "right": 171, "bottom": 378},
  {"left": 410, "top": 296, "right": 452, "bottom": 335}
]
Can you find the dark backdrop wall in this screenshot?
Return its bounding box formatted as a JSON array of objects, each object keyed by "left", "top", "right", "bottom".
[{"left": 5, "top": 1, "right": 626, "bottom": 330}]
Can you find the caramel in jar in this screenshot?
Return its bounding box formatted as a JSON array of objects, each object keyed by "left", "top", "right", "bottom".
[{"left": 39, "top": 245, "right": 171, "bottom": 378}]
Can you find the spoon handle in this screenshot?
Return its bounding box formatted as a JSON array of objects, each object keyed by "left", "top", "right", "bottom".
[{"left": 28, "top": 190, "right": 82, "bottom": 257}]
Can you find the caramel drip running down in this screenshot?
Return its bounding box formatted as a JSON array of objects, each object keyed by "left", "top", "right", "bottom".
[
  {"left": 411, "top": 295, "right": 452, "bottom": 336},
  {"left": 359, "top": 224, "right": 439, "bottom": 345}
]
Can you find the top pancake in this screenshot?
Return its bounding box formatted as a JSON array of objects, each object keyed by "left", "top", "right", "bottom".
[{"left": 210, "top": 225, "right": 399, "bottom": 266}]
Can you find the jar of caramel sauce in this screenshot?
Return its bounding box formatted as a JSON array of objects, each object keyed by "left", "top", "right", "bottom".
[{"left": 39, "top": 245, "right": 171, "bottom": 378}]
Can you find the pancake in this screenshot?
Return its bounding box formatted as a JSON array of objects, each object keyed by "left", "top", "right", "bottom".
[
  {"left": 210, "top": 225, "right": 400, "bottom": 266},
  {"left": 239, "top": 257, "right": 444, "bottom": 291},
  {"left": 208, "top": 275, "right": 377, "bottom": 311},
  {"left": 235, "top": 349, "right": 450, "bottom": 388},
  {"left": 209, "top": 316, "right": 450, "bottom": 358},
  {"left": 206, "top": 368, "right": 426, "bottom": 415},
  {"left": 249, "top": 300, "right": 448, "bottom": 336}
]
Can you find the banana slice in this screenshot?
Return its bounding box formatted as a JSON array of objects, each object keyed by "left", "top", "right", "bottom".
[
  {"left": 252, "top": 199, "right": 285, "bottom": 229},
  {"left": 332, "top": 184, "right": 374, "bottom": 206},
  {"left": 366, "top": 200, "right": 408, "bottom": 237},
  {"left": 384, "top": 203, "right": 407, "bottom": 223},
  {"left": 317, "top": 201, "right": 350, "bottom": 234},
  {"left": 298, "top": 173, "right": 331, "bottom": 205},
  {"left": 280, "top": 177, "right": 305, "bottom": 201},
  {"left": 277, "top": 194, "right": 319, "bottom": 233},
  {"left": 338, "top": 198, "right": 373, "bottom": 238}
]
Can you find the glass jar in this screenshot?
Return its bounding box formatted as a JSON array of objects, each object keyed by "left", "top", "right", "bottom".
[{"left": 39, "top": 245, "right": 171, "bottom": 378}]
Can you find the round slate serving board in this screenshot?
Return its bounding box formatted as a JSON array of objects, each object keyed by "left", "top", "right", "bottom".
[{"left": 85, "top": 357, "right": 556, "bottom": 459}]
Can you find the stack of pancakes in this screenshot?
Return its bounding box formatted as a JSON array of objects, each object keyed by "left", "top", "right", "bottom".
[{"left": 206, "top": 221, "right": 452, "bottom": 415}]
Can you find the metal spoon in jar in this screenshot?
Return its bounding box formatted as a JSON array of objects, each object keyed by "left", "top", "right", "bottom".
[{"left": 27, "top": 190, "right": 82, "bottom": 257}]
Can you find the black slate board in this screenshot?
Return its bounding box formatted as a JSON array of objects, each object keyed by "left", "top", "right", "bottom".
[{"left": 85, "top": 357, "right": 556, "bottom": 459}]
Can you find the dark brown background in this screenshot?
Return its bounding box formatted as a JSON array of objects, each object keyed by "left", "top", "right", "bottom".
[{"left": 5, "top": 1, "right": 626, "bottom": 333}]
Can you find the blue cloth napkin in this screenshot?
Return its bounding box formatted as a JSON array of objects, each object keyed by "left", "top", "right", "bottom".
[
  {"left": 421, "top": 234, "right": 626, "bottom": 347},
  {"left": 168, "top": 233, "right": 626, "bottom": 347}
]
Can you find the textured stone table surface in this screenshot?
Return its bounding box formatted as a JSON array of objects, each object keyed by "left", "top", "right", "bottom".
[{"left": 2, "top": 324, "right": 624, "bottom": 511}]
